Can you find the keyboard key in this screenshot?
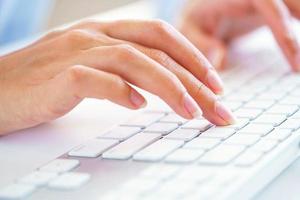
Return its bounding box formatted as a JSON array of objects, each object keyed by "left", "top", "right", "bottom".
[
  {"left": 144, "top": 122, "right": 178, "bottom": 135},
  {"left": 291, "top": 111, "right": 300, "bottom": 118},
  {"left": 0, "top": 184, "right": 35, "bottom": 200},
  {"left": 18, "top": 171, "right": 57, "bottom": 186},
  {"left": 101, "top": 191, "right": 139, "bottom": 200},
  {"left": 98, "top": 126, "right": 141, "bottom": 141},
  {"left": 222, "top": 101, "right": 243, "bottom": 111},
  {"left": 121, "top": 179, "right": 158, "bottom": 193},
  {"left": 165, "top": 148, "right": 205, "bottom": 163},
  {"left": 164, "top": 129, "right": 200, "bottom": 141},
  {"left": 244, "top": 100, "right": 275, "bottom": 110},
  {"left": 242, "top": 85, "right": 268, "bottom": 94},
  {"left": 279, "top": 119, "right": 300, "bottom": 131},
  {"left": 133, "top": 139, "right": 184, "bottom": 161},
  {"left": 254, "top": 114, "right": 286, "bottom": 126},
  {"left": 256, "top": 92, "right": 285, "bottom": 101},
  {"left": 181, "top": 119, "right": 213, "bottom": 132},
  {"left": 192, "top": 185, "right": 220, "bottom": 199},
  {"left": 268, "top": 84, "right": 295, "bottom": 93},
  {"left": 290, "top": 88, "right": 300, "bottom": 97},
  {"left": 280, "top": 74, "right": 300, "bottom": 85},
  {"left": 200, "top": 127, "right": 236, "bottom": 139},
  {"left": 48, "top": 172, "right": 90, "bottom": 190},
  {"left": 252, "top": 140, "right": 278, "bottom": 153},
  {"left": 225, "top": 93, "right": 254, "bottom": 102},
  {"left": 121, "top": 112, "right": 165, "bottom": 128},
  {"left": 239, "top": 124, "right": 274, "bottom": 136},
  {"left": 184, "top": 138, "right": 221, "bottom": 150},
  {"left": 159, "top": 114, "right": 188, "bottom": 124},
  {"left": 235, "top": 108, "right": 263, "bottom": 119},
  {"left": 139, "top": 164, "right": 180, "bottom": 180},
  {"left": 224, "top": 134, "right": 260, "bottom": 146},
  {"left": 279, "top": 96, "right": 300, "bottom": 106},
  {"left": 213, "top": 170, "right": 240, "bottom": 186},
  {"left": 264, "top": 129, "right": 291, "bottom": 142},
  {"left": 176, "top": 166, "right": 214, "bottom": 183},
  {"left": 102, "top": 133, "right": 160, "bottom": 160},
  {"left": 154, "top": 179, "right": 195, "bottom": 198},
  {"left": 235, "top": 150, "right": 263, "bottom": 167},
  {"left": 199, "top": 145, "right": 245, "bottom": 165},
  {"left": 266, "top": 105, "right": 298, "bottom": 116},
  {"left": 39, "top": 159, "right": 79, "bottom": 173},
  {"left": 226, "top": 118, "right": 249, "bottom": 130},
  {"left": 68, "top": 139, "right": 118, "bottom": 158}
]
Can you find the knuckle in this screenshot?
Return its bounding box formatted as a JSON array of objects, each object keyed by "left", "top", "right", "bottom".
[
  {"left": 150, "top": 49, "right": 172, "bottom": 66},
  {"left": 113, "top": 44, "right": 138, "bottom": 60},
  {"left": 76, "top": 20, "right": 96, "bottom": 27},
  {"left": 110, "top": 75, "right": 127, "bottom": 92},
  {"left": 46, "top": 104, "right": 70, "bottom": 119},
  {"left": 151, "top": 19, "right": 172, "bottom": 35},
  {"left": 66, "top": 65, "right": 85, "bottom": 85},
  {"left": 43, "top": 30, "right": 62, "bottom": 40},
  {"left": 74, "top": 19, "right": 103, "bottom": 29},
  {"left": 64, "top": 29, "right": 93, "bottom": 44}
]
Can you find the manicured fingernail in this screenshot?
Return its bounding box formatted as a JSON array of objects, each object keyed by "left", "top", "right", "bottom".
[
  {"left": 215, "top": 102, "right": 236, "bottom": 124},
  {"left": 183, "top": 92, "right": 203, "bottom": 118},
  {"left": 130, "top": 90, "right": 147, "bottom": 108},
  {"left": 206, "top": 70, "right": 224, "bottom": 94}
]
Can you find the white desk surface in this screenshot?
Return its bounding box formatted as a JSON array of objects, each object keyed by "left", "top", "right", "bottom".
[{"left": 0, "top": 1, "right": 299, "bottom": 199}]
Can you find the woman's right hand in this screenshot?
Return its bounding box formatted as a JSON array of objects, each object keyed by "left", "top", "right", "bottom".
[{"left": 0, "top": 19, "right": 235, "bottom": 135}]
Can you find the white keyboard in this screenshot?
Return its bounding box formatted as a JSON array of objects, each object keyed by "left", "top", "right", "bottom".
[{"left": 1, "top": 51, "right": 300, "bottom": 200}]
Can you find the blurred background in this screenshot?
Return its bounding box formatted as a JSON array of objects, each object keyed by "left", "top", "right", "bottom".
[
  {"left": 49, "top": 0, "right": 137, "bottom": 28},
  {"left": 0, "top": 0, "right": 139, "bottom": 46},
  {"left": 0, "top": 0, "right": 182, "bottom": 46}
]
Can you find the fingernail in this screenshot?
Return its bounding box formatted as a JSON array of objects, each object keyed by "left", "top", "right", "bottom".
[
  {"left": 130, "top": 90, "right": 147, "bottom": 108},
  {"left": 183, "top": 92, "right": 203, "bottom": 118},
  {"left": 215, "top": 102, "right": 236, "bottom": 124},
  {"left": 206, "top": 70, "right": 224, "bottom": 94}
]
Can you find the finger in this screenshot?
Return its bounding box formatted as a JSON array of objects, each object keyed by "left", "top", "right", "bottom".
[
  {"left": 253, "top": 0, "right": 300, "bottom": 71},
  {"left": 133, "top": 45, "right": 236, "bottom": 125},
  {"left": 180, "top": 20, "right": 228, "bottom": 70},
  {"left": 72, "top": 45, "right": 203, "bottom": 119},
  {"left": 86, "top": 35, "right": 235, "bottom": 124},
  {"left": 98, "top": 20, "right": 225, "bottom": 94},
  {"left": 285, "top": 0, "right": 300, "bottom": 18},
  {"left": 40, "top": 65, "right": 147, "bottom": 119},
  {"left": 79, "top": 35, "right": 234, "bottom": 124}
]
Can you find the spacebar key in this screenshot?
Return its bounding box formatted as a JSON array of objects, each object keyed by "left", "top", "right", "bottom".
[{"left": 102, "top": 133, "right": 161, "bottom": 160}]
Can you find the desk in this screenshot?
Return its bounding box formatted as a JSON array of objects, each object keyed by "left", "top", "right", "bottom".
[{"left": 0, "top": 1, "right": 298, "bottom": 199}]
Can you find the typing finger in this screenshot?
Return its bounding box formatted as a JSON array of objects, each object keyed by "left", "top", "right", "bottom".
[{"left": 134, "top": 45, "right": 235, "bottom": 125}]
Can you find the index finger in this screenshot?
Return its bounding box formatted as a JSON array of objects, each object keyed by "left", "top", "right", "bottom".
[{"left": 253, "top": 0, "right": 300, "bottom": 71}]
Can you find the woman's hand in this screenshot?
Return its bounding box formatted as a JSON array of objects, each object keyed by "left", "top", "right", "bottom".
[
  {"left": 0, "top": 20, "right": 235, "bottom": 135},
  {"left": 180, "top": 0, "right": 300, "bottom": 71}
]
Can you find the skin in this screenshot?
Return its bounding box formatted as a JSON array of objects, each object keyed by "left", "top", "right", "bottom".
[
  {"left": 0, "top": 20, "right": 235, "bottom": 135},
  {"left": 180, "top": 0, "right": 300, "bottom": 71}
]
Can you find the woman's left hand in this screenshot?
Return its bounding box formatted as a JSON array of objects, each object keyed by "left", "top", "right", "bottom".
[{"left": 180, "top": 0, "right": 300, "bottom": 71}]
